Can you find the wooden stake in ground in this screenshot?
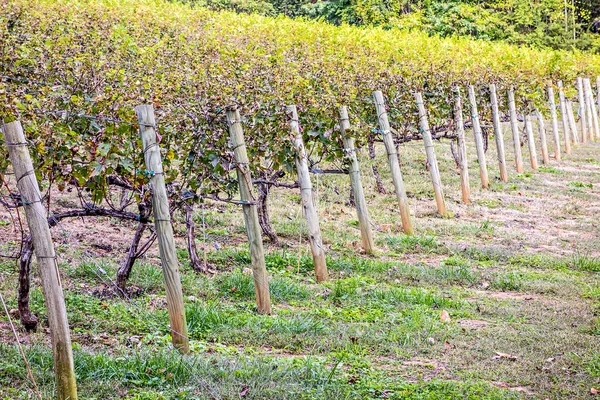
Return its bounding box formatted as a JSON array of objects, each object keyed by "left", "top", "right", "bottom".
[
  {"left": 415, "top": 92, "right": 447, "bottom": 216},
  {"left": 489, "top": 83, "right": 508, "bottom": 181},
  {"left": 583, "top": 78, "right": 596, "bottom": 141},
  {"left": 534, "top": 109, "right": 550, "bottom": 164},
  {"left": 507, "top": 88, "right": 525, "bottom": 173},
  {"left": 136, "top": 105, "right": 190, "bottom": 354},
  {"left": 524, "top": 113, "right": 538, "bottom": 169},
  {"left": 372, "top": 91, "right": 414, "bottom": 234},
  {"left": 2, "top": 121, "right": 78, "bottom": 400},
  {"left": 338, "top": 106, "right": 375, "bottom": 253},
  {"left": 547, "top": 86, "right": 561, "bottom": 160},
  {"left": 566, "top": 99, "right": 580, "bottom": 145},
  {"left": 597, "top": 77, "right": 600, "bottom": 121},
  {"left": 467, "top": 85, "right": 489, "bottom": 188},
  {"left": 577, "top": 77, "right": 588, "bottom": 143},
  {"left": 286, "top": 105, "right": 328, "bottom": 282},
  {"left": 453, "top": 86, "right": 471, "bottom": 203},
  {"left": 584, "top": 78, "right": 599, "bottom": 141},
  {"left": 226, "top": 108, "right": 272, "bottom": 312},
  {"left": 557, "top": 81, "right": 572, "bottom": 153}
]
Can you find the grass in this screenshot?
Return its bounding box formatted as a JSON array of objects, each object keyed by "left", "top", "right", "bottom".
[{"left": 3, "top": 138, "right": 600, "bottom": 398}]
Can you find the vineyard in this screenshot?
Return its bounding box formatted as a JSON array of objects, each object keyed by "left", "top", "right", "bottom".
[{"left": 2, "top": 0, "right": 600, "bottom": 398}]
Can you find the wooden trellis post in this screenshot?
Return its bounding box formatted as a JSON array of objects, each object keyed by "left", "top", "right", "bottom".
[
  {"left": 524, "top": 114, "right": 538, "bottom": 170},
  {"left": 577, "top": 77, "right": 588, "bottom": 143},
  {"left": 372, "top": 91, "right": 414, "bottom": 234},
  {"left": 286, "top": 105, "right": 328, "bottom": 282},
  {"left": 566, "top": 99, "right": 579, "bottom": 145},
  {"left": 453, "top": 86, "right": 471, "bottom": 204},
  {"left": 338, "top": 106, "right": 375, "bottom": 253},
  {"left": 507, "top": 88, "right": 525, "bottom": 173},
  {"left": 596, "top": 77, "right": 600, "bottom": 121},
  {"left": 415, "top": 92, "right": 447, "bottom": 216},
  {"left": 584, "top": 78, "right": 599, "bottom": 141},
  {"left": 136, "top": 105, "right": 190, "bottom": 354},
  {"left": 547, "top": 86, "right": 561, "bottom": 160},
  {"left": 467, "top": 85, "right": 489, "bottom": 188},
  {"left": 557, "top": 81, "right": 572, "bottom": 153},
  {"left": 534, "top": 109, "right": 550, "bottom": 165},
  {"left": 489, "top": 83, "right": 508, "bottom": 182},
  {"left": 2, "top": 121, "right": 78, "bottom": 400},
  {"left": 226, "top": 108, "right": 272, "bottom": 313}
]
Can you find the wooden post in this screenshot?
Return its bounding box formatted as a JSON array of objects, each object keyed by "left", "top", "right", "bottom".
[
  {"left": 489, "top": 84, "right": 508, "bottom": 181},
  {"left": 577, "top": 77, "right": 588, "bottom": 143},
  {"left": 534, "top": 109, "right": 550, "bottom": 164},
  {"left": 226, "top": 109, "right": 272, "bottom": 312},
  {"left": 596, "top": 77, "right": 600, "bottom": 122},
  {"left": 136, "top": 105, "right": 190, "bottom": 354},
  {"left": 524, "top": 113, "right": 538, "bottom": 170},
  {"left": 584, "top": 78, "right": 599, "bottom": 141},
  {"left": 372, "top": 91, "right": 414, "bottom": 234},
  {"left": 453, "top": 86, "right": 471, "bottom": 203},
  {"left": 2, "top": 121, "right": 78, "bottom": 400},
  {"left": 338, "top": 106, "right": 375, "bottom": 253},
  {"left": 547, "top": 86, "right": 561, "bottom": 160},
  {"left": 584, "top": 78, "right": 596, "bottom": 141},
  {"left": 557, "top": 81, "right": 572, "bottom": 153},
  {"left": 467, "top": 85, "right": 489, "bottom": 188},
  {"left": 415, "top": 92, "right": 447, "bottom": 216},
  {"left": 286, "top": 105, "right": 328, "bottom": 282},
  {"left": 507, "top": 88, "right": 525, "bottom": 173},
  {"left": 567, "top": 99, "right": 579, "bottom": 144}
]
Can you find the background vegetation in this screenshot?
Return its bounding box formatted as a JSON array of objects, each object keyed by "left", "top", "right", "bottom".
[{"left": 178, "top": 0, "right": 600, "bottom": 52}]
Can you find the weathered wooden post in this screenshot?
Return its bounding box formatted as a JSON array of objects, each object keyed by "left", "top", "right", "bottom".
[
  {"left": 338, "top": 106, "right": 375, "bottom": 253},
  {"left": 534, "top": 109, "right": 550, "bottom": 164},
  {"left": 372, "top": 91, "right": 414, "bottom": 234},
  {"left": 547, "top": 86, "right": 561, "bottom": 160},
  {"left": 566, "top": 99, "right": 579, "bottom": 144},
  {"left": 508, "top": 88, "right": 525, "bottom": 173},
  {"left": 577, "top": 77, "right": 588, "bottom": 143},
  {"left": 226, "top": 108, "right": 272, "bottom": 312},
  {"left": 489, "top": 84, "right": 508, "bottom": 181},
  {"left": 467, "top": 85, "right": 489, "bottom": 188},
  {"left": 136, "top": 105, "right": 190, "bottom": 354},
  {"left": 453, "top": 86, "right": 471, "bottom": 203},
  {"left": 584, "top": 78, "right": 599, "bottom": 141},
  {"left": 286, "top": 105, "right": 328, "bottom": 282},
  {"left": 415, "top": 92, "right": 447, "bottom": 216},
  {"left": 2, "top": 121, "right": 78, "bottom": 400},
  {"left": 557, "top": 81, "right": 572, "bottom": 154},
  {"left": 596, "top": 77, "right": 600, "bottom": 121},
  {"left": 583, "top": 78, "right": 596, "bottom": 141},
  {"left": 524, "top": 114, "right": 538, "bottom": 170}
]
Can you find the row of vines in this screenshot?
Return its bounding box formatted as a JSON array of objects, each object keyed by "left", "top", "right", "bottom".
[
  {"left": 2, "top": 0, "right": 600, "bottom": 204},
  {"left": 2, "top": 1, "right": 600, "bottom": 398}
]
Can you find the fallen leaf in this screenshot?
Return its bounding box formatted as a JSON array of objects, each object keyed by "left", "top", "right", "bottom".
[
  {"left": 492, "top": 352, "right": 518, "bottom": 361},
  {"left": 591, "top": 388, "right": 599, "bottom": 395},
  {"left": 440, "top": 310, "right": 451, "bottom": 323},
  {"left": 444, "top": 341, "right": 455, "bottom": 350},
  {"left": 239, "top": 386, "right": 249, "bottom": 397}
]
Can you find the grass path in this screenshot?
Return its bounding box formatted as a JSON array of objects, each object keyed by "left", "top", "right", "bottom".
[{"left": 1, "top": 134, "right": 600, "bottom": 399}]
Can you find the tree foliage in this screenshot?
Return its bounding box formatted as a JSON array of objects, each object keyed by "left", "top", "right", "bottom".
[{"left": 179, "top": 0, "right": 600, "bottom": 52}]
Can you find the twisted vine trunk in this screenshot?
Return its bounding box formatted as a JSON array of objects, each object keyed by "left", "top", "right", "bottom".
[
  {"left": 185, "top": 206, "right": 206, "bottom": 273},
  {"left": 368, "top": 132, "right": 387, "bottom": 194},
  {"left": 17, "top": 205, "right": 139, "bottom": 330},
  {"left": 116, "top": 222, "right": 147, "bottom": 291},
  {"left": 18, "top": 236, "right": 37, "bottom": 331},
  {"left": 256, "top": 170, "right": 283, "bottom": 244}
]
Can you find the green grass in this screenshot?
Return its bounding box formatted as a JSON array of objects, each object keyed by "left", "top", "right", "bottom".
[{"left": 4, "top": 141, "right": 600, "bottom": 398}]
